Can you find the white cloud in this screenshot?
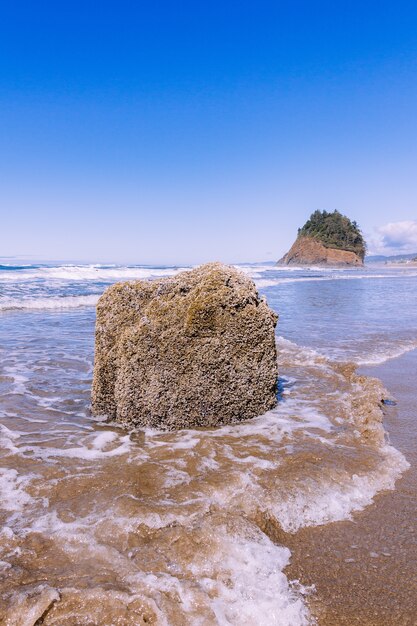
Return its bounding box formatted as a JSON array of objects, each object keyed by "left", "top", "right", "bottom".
[
  {"left": 378, "top": 220, "right": 417, "bottom": 249},
  {"left": 367, "top": 220, "right": 417, "bottom": 256}
]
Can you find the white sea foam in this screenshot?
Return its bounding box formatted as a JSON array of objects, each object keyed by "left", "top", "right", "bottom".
[
  {"left": 354, "top": 339, "right": 417, "bottom": 366},
  {"left": 278, "top": 333, "right": 417, "bottom": 369},
  {"left": 255, "top": 271, "right": 417, "bottom": 289},
  {"left": 0, "top": 264, "right": 188, "bottom": 282},
  {"left": 195, "top": 522, "right": 311, "bottom": 626},
  {"left": 276, "top": 335, "right": 329, "bottom": 367},
  {"left": 3, "top": 261, "right": 416, "bottom": 287},
  {"left": 237, "top": 263, "right": 360, "bottom": 275},
  {"left": 1, "top": 262, "right": 416, "bottom": 312},
  {"left": 3, "top": 585, "right": 61, "bottom": 626},
  {"left": 0, "top": 423, "right": 22, "bottom": 455},
  {"left": 28, "top": 507, "right": 311, "bottom": 626},
  {"left": 309, "top": 337, "right": 417, "bottom": 368},
  {"left": 0, "top": 468, "right": 35, "bottom": 513},
  {"left": 2, "top": 366, "right": 29, "bottom": 392},
  {"left": 0, "top": 294, "right": 100, "bottom": 311},
  {"left": 89, "top": 431, "right": 118, "bottom": 449},
  {"left": 265, "top": 444, "right": 409, "bottom": 532},
  {"left": 20, "top": 432, "right": 133, "bottom": 461}
]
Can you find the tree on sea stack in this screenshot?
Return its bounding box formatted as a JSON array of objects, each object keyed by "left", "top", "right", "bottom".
[
  {"left": 278, "top": 210, "right": 367, "bottom": 267},
  {"left": 92, "top": 263, "right": 278, "bottom": 429}
]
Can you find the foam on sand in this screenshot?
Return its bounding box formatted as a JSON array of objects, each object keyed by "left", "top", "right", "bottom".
[
  {"left": 16, "top": 431, "right": 134, "bottom": 461},
  {"left": 264, "top": 445, "right": 409, "bottom": 532},
  {"left": 354, "top": 338, "right": 417, "bottom": 366},
  {"left": 188, "top": 517, "right": 311, "bottom": 626},
  {"left": 13, "top": 508, "right": 312, "bottom": 626},
  {"left": 0, "top": 468, "right": 35, "bottom": 513}
]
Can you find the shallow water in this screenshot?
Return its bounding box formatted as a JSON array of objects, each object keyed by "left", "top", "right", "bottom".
[
  {"left": 0, "top": 262, "right": 416, "bottom": 624},
  {"left": 283, "top": 349, "right": 417, "bottom": 625}
]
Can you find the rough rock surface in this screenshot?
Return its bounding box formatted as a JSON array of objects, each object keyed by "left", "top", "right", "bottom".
[
  {"left": 92, "top": 263, "right": 278, "bottom": 429},
  {"left": 278, "top": 236, "right": 364, "bottom": 267}
]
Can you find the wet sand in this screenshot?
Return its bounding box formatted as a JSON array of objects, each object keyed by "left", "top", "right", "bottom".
[
  {"left": 281, "top": 349, "right": 417, "bottom": 625},
  {"left": 1, "top": 324, "right": 408, "bottom": 625}
]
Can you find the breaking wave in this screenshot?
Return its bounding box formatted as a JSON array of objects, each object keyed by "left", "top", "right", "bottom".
[{"left": 0, "top": 294, "right": 100, "bottom": 311}]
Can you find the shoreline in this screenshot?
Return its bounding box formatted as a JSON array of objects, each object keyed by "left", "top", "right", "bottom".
[
  {"left": 281, "top": 349, "right": 417, "bottom": 625},
  {"left": 369, "top": 262, "right": 417, "bottom": 269},
  {"left": 1, "top": 263, "right": 416, "bottom": 625}
]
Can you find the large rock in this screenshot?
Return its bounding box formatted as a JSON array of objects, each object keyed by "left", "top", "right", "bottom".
[
  {"left": 278, "top": 210, "right": 366, "bottom": 267},
  {"left": 278, "top": 236, "right": 364, "bottom": 267},
  {"left": 92, "top": 263, "right": 278, "bottom": 429}
]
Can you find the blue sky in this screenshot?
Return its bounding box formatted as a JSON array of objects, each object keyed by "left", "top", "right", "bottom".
[{"left": 1, "top": 1, "right": 417, "bottom": 263}]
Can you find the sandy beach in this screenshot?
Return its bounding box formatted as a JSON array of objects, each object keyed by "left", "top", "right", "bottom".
[{"left": 282, "top": 349, "right": 417, "bottom": 625}]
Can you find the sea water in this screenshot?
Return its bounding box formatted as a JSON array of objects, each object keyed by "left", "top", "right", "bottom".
[{"left": 0, "top": 262, "right": 416, "bottom": 625}]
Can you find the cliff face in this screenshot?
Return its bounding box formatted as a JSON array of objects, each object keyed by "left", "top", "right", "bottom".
[{"left": 278, "top": 236, "right": 364, "bottom": 267}]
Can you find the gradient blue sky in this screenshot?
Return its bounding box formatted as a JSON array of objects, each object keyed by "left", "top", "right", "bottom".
[{"left": 1, "top": 1, "right": 417, "bottom": 263}]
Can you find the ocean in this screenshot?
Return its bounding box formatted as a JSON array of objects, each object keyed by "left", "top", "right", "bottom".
[{"left": 0, "top": 262, "right": 416, "bottom": 625}]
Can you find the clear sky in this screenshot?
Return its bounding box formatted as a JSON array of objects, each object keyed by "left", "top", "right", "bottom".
[{"left": 1, "top": 1, "right": 417, "bottom": 263}]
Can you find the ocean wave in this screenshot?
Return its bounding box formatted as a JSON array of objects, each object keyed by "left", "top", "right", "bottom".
[
  {"left": 255, "top": 271, "right": 417, "bottom": 288},
  {"left": 0, "top": 264, "right": 189, "bottom": 282},
  {"left": 278, "top": 334, "right": 417, "bottom": 369},
  {"left": 0, "top": 294, "right": 100, "bottom": 311},
  {"left": 354, "top": 339, "right": 417, "bottom": 366},
  {"left": 322, "top": 339, "right": 417, "bottom": 368},
  {"left": 265, "top": 444, "right": 409, "bottom": 532},
  {"left": 3, "top": 262, "right": 416, "bottom": 285}
]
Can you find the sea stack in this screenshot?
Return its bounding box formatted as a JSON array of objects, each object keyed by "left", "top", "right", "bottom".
[
  {"left": 92, "top": 263, "right": 278, "bottom": 429},
  {"left": 278, "top": 210, "right": 366, "bottom": 267}
]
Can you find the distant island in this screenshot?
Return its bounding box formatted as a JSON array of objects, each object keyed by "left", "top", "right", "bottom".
[{"left": 278, "top": 210, "right": 366, "bottom": 267}]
